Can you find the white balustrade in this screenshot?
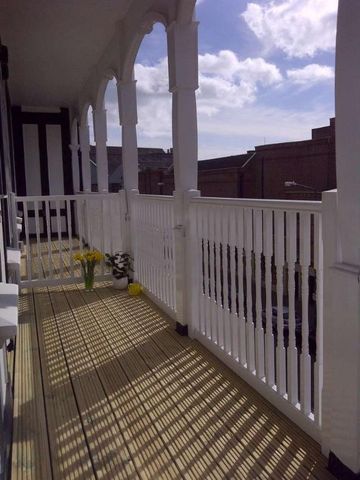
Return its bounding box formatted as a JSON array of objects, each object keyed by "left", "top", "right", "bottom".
[
  {"left": 15, "top": 192, "right": 127, "bottom": 287},
  {"left": 133, "top": 194, "right": 176, "bottom": 317},
  {"left": 189, "top": 196, "right": 323, "bottom": 440}
]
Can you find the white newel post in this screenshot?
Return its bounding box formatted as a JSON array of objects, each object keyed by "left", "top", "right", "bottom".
[
  {"left": 167, "top": 20, "right": 200, "bottom": 335},
  {"left": 117, "top": 79, "right": 139, "bottom": 255},
  {"left": 93, "top": 108, "right": 109, "bottom": 193},
  {"left": 69, "top": 144, "right": 80, "bottom": 193},
  {"left": 321, "top": 1, "right": 360, "bottom": 476},
  {"left": 79, "top": 121, "right": 91, "bottom": 193}
]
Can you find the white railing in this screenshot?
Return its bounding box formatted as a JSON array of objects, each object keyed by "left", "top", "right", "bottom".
[
  {"left": 13, "top": 189, "right": 324, "bottom": 438},
  {"left": 134, "top": 194, "right": 176, "bottom": 317},
  {"left": 189, "top": 196, "right": 323, "bottom": 439},
  {"left": 80, "top": 192, "right": 127, "bottom": 254},
  {"left": 15, "top": 193, "right": 127, "bottom": 287}
]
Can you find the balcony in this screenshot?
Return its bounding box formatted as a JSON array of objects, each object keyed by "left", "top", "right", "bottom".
[
  {"left": 2, "top": 1, "right": 360, "bottom": 478},
  {"left": 10, "top": 240, "right": 333, "bottom": 479},
  {"left": 10, "top": 191, "right": 323, "bottom": 429}
]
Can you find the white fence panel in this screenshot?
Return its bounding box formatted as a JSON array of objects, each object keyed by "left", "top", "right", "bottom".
[
  {"left": 15, "top": 192, "right": 127, "bottom": 287},
  {"left": 189, "top": 196, "right": 323, "bottom": 440},
  {"left": 134, "top": 194, "right": 176, "bottom": 317}
]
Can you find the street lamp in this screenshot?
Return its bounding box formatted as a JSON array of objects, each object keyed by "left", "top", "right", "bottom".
[{"left": 284, "top": 180, "right": 317, "bottom": 191}]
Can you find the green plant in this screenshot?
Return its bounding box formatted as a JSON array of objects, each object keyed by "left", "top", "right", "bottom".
[{"left": 105, "top": 252, "right": 133, "bottom": 280}]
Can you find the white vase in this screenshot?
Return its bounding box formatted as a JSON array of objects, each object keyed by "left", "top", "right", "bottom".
[{"left": 112, "top": 277, "right": 128, "bottom": 290}]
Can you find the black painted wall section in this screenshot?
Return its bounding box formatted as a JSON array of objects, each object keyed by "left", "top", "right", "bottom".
[{"left": 11, "top": 107, "right": 73, "bottom": 196}]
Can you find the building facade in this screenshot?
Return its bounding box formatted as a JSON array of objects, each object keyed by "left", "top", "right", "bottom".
[{"left": 138, "top": 118, "right": 336, "bottom": 200}]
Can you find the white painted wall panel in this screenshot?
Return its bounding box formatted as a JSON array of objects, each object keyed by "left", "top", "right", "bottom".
[
  {"left": 50, "top": 217, "right": 66, "bottom": 233},
  {"left": 23, "top": 124, "right": 41, "bottom": 196},
  {"left": 46, "top": 125, "right": 64, "bottom": 195}
]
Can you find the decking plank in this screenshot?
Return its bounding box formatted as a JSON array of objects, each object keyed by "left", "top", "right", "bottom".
[
  {"left": 68, "top": 284, "right": 227, "bottom": 480},
  {"left": 94, "top": 286, "right": 268, "bottom": 479},
  {"left": 123, "top": 293, "right": 333, "bottom": 480},
  {"left": 62, "top": 282, "right": 183, "bottom": 480},
  {"left": 127, "top": 294, "right": 325, "bottom": 456},
  {"left": 49, "top": 286, "right": 137, "bottom": 480},
  {"left": 118, "top": 293, "right": 328, "bottom": 480},
  {"left": 11, "top": 289, "right": 52, "bottom": 480},
  {"left": 34, "top": 288, "right": 95, "bottom": 480},
  {"left": 46, "top": 240, "right": 137, "bottom": 479}
]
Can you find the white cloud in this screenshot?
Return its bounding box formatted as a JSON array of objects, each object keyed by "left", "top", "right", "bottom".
[
  {"left": 133, "top": 51, "right": 282, "bottom": 132},
  {"left": 198, "top": 50, "right": 282, "bottom": 86},
  {"left": 242, "top": 0, "right": 338, "bottom": 58},
  {"left": 134, "top": 59, "right": 172, "bottom": 139},
  {"left": 197, "top": 103, "right": 330, "bottom": 140},
  {"left": 104, "top": 50, "right": 334, "bottom": 159},
  {"left": 134, "top": 59, "right": 169, "bottom": 95},
  {"left": 287, "top": 64, "right": 334, "bottom": 86}
]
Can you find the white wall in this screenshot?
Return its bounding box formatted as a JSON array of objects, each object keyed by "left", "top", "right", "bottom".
[
  {"left": 46, "top": 125, "right": 67, "bottom": 232},
  {"left": 46, "top": 125, "right": 64, "bottom": 195},
  {"left": 23, "top": 124, "right": 41, "bottom": 196}
]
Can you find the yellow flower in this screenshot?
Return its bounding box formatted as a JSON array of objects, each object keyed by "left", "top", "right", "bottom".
[
  {"left": 74, "top": 250, "right": 104, "bottom": 265},
  {"left": 74, "top": 253, "right": 84, "bottom": 262}
]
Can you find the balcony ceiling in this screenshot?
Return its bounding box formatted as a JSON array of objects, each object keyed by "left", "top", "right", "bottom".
[{"left": 0, "top": 0, "right": 133, "bottom": 107}]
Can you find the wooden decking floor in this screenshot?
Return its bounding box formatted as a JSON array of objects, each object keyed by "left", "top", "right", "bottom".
[{"left": 11, "top": 244, "right": 335, "bottom": 479}]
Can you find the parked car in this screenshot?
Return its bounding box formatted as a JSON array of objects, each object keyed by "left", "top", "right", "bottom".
[{"left": 261, "top": 306, "right": 302, "bottom": 333}]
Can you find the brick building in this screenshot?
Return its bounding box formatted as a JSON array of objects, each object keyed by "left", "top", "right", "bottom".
[
  {"left": 90, "top": 146, "right": 173, "bottom": 192},
  {"left": 138, "top": 117, "right": 336, "bottom": 200},
  {"left": 90, "top": 117, "right": 336, "bottom": 199},
  {"left": 240, "top": 117, "right": 336, "bottom": 201}
]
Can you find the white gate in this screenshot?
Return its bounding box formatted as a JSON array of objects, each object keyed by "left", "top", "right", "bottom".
[
  {"left": 133, "top": 194, "right": 176, "bottom": 318},
  {"left": 15, "top": 193, "right": 128, "bottom": 287}
]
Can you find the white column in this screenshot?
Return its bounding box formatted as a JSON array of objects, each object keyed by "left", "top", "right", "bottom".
[
  {"left": 117, "top": 79, "right": 139, "bottom": 192},
  {"left": 79, "top": 121, "right": 91, "bottom": 192},
  {"left": 336, "top": 0, "right": 360, "bottom": 265},
  {"left": 69, "top": 144, "right": 80, "bottom": 193},
  {"left": 321, "top": 1, "right": 360, "bottom": 475},
  {"left": 93, "top": 108, "right": 109, "bottom": 192},
  {"left": 117, "top": 79, "right": 139, "bottom": 255},
  {"left": 168, "top": 20, "right": 199, "bottom": 193},
  {"left": 167, "top": 20, "right": 200, "bottom": 333}
]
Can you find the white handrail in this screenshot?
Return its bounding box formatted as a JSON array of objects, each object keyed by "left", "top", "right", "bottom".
[
  {"left": 16, "top": 192, "right": 121, "bottom": 202},
  {"left": 191, "top": 195, "right": 321, "bottom": 212},
  {"left": 137, "top": 194, "right": 174, "bottom": 202}
]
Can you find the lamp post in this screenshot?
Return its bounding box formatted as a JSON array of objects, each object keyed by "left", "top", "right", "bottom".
[
  {"left": 284, "top": 181, "right": 321, "bottom": 200},
  {"left": 284, "top": 180, "right": 318, "bottom": 191}
]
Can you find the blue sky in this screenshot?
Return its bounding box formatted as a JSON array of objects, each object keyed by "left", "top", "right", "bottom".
[{"left": 102, "top": 0, "right": 338, "bottom": 160}]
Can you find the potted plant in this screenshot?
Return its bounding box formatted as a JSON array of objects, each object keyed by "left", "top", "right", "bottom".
[{"left": 105, "top": 252, "right": 133, "bottom": 290}]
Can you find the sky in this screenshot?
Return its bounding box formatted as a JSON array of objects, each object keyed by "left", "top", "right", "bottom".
[{"left": 100, "top": 0, "right": 338, "bottom": 160}]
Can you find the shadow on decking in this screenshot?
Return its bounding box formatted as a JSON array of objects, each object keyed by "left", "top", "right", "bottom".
[{"left": 11, "top": 284, "right": 334, "bottom": 480}]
